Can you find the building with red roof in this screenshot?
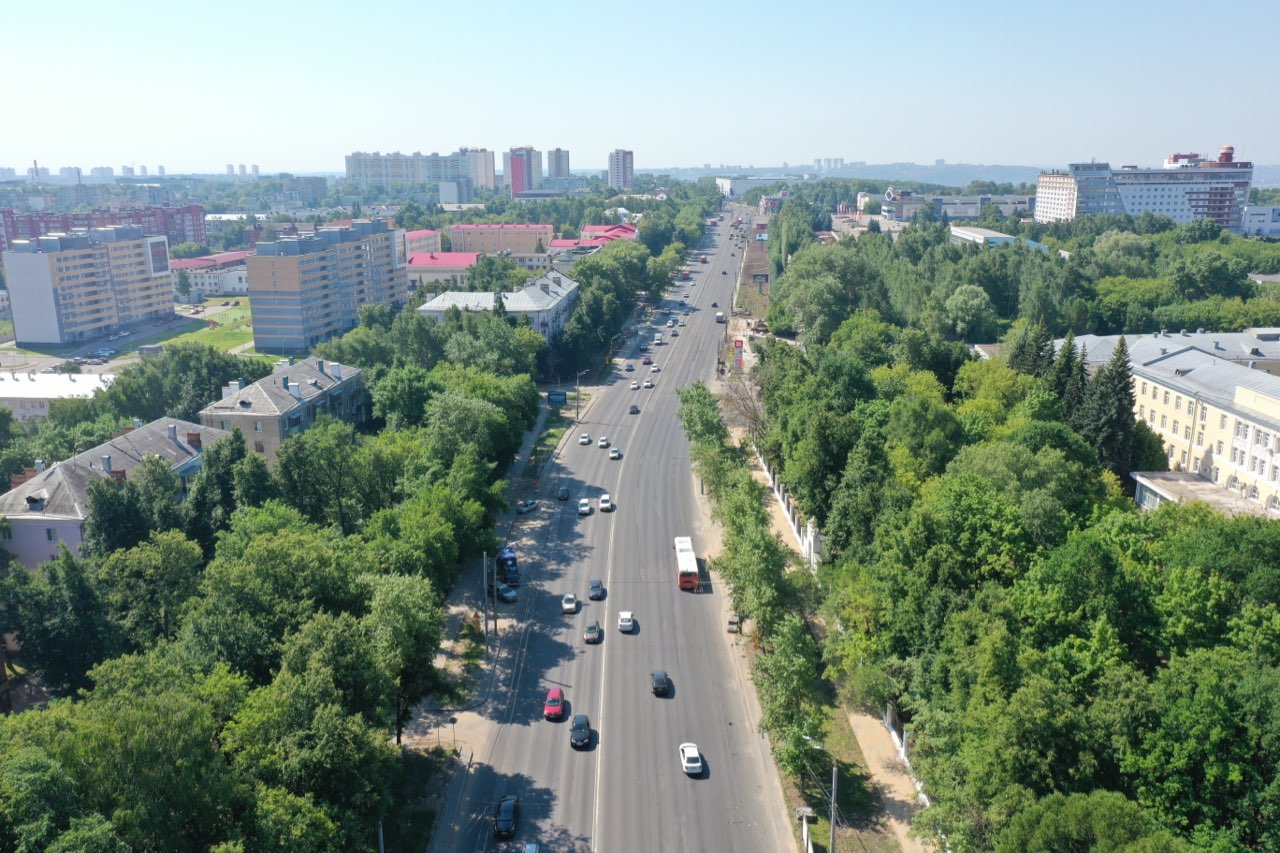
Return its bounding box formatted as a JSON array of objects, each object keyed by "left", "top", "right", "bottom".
[
  {"left": 169, "top": 250, "right": 252, "bottom": 298},
  {"left": 580, "top": 223, "right": 638, "bottom": 241},
  {"left": 407, "top": 251, "right": 481, "bottom": 289}
]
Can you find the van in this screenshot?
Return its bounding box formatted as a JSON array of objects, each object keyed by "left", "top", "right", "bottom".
[{"left": 654, "top": 333, "right": 663, "bottom": 345}]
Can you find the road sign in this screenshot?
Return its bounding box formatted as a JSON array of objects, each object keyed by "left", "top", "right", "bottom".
[
  {"left": 734, "top": 339, "right": 745, "bottom": 350},
  {"left": 548, "top": 390, "right": 567, "bottom": 405}
]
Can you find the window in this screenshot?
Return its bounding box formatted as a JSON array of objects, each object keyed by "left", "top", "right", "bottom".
[
  {"left": 1161, "top": 415, "right": 1168, "bottom": 429},
  {"left": 1139, "top": 405, "right": 1145, "bottom": 418},
  {"left": 1197, "top": 432, "right": 1204, "bottom": 446},
  {"left": 1181, "top": 451, "right": 1188, "bottom": 467},
  {"left": 1213, "top": 466, "right": 1220, "bottom": 482},
  {"left": 1173, "top": 420, "right": 1179, "bottom": 434},
  {"left": 1163, "top": 391, "right": 1170, "bottom": 405},
  {"left": 1141, "top": 382, "right": 1148, "bottom": 395},
  {"left": 1218, "top": 441, "right": 1225, "bottom": 455},
  {"left": 1185, "top": 427, "right": 1191, "bottom": 440},
  {"left": 254, "top": 421, "right": 262, "bottom": 432},
  {"left": 1176, "top": 395, "right": 1182, "bottom": 411},
  {"left": 46, "top": 528, "right": 56, "bottom": 542},
  {"left": 1221, "top": 414, "right": 1228, "bottom": 429}
]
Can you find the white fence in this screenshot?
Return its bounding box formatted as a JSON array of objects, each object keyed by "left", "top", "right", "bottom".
[{"left": 754, "top": 445, "right": 823, "bottom": 572}]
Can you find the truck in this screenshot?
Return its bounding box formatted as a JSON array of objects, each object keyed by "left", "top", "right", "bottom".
[
  {"left": 715, "top": 312, "right": 725, "bottom": 324},
  {"left": 654, "top": 332, "right": 663, "bottom": 345},
  {"left": 675, "top": 536, "right": 699, "bottom": 591},
  {"left": 496, "top": 546, "right": 520, "bottom": 586}
]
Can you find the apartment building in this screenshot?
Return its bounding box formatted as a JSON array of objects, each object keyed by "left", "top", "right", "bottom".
[
  {"left": 200, "top": 357, "right": 363, "bottom": 461},
  {"left": 3, "top": 226, "right": 172, "bottom": 345},
  {"left": 0, "top": 419, "right": 227, "bottom": 568},
  {"left": 246, "top": 219, "right": 406, "bottom": 353},
  {"left": 345, "top": 149, "right": 496, "bottom": 190},
  {"left": 547, "top": 148, "right": 571, "bottom": 179},
  {"left": 404, "top": 229, "right": 442, "bottom": 255},
  {"left": 0, "top": 204, "right": 205, "bottom": 250},
  {"left": 1241, "top": 205, "right": 1280, "bottom": 238},
  {"left": 881, "top": 188, "right": 1034, "bottom": 221},
  {"left": 608, "top": 149, "right": 634, "bottom": 191},
  {"left": 1035, "top": 147, "right": 1253, "bottom": 231},
  {"left": 503, "top": 147, "right": 543, "bottom": 195},
  {"left": 449, "top": 223, "right": 553, "bottom": 254}
]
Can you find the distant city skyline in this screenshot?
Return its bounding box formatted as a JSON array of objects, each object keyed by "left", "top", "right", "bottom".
[{"left": 3, "top": 0, "right": 1278, "bottom": 174}]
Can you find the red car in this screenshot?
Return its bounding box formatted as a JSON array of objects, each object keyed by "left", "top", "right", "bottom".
[
  {"left": 641, "top": 355, "right": 652, "bottom": 365},
  {"left": 544, "top": 686, "right": 565, "bottom": 721}
]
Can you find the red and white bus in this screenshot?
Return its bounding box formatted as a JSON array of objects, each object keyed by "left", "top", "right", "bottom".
[{"left": 675, "top": 536, "right": 699, "bottom": 591}]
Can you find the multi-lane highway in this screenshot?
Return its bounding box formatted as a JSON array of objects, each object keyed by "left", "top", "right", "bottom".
[{"left": 437, "top": 204, "right": 792, "bottom": 852}]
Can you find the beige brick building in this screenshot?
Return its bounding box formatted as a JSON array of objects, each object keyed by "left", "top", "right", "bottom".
[{"left": 448, "top": 223, "right": 553, "bottom": 255}]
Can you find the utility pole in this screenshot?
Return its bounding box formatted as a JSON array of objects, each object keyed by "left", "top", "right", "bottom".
[{"left": 830, "top": 764, "right": 837, "bottom": 853}]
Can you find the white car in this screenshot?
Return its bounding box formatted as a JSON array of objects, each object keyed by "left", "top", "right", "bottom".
[
  {"left": 609, "top": 447, "right": 621, "bottom": 460},
  {"left": 630, "top": 381, "right": 640, "bottom": 390},
  {"left": 643, "top": 379, "right": 654, "bottom": 389},
  {"left": 678, "top": 320, "right": 687, "bottom": 326},
  {"left": 578, "top": 499, "right": 591, "bottom": 516},
  {"left": 650, "top": 365, "right": 660, "bottom": 373},
  {"left": 680, "top": 743, "right": 703, "bottom": 775},
  {"left": 599, "top": 494, "right": 613, "bottom": 512},
  {"left": 561, "top": 594, "right": 578, "bottom": 614},
  {"left": 579, "top": 433, "right": 591, "bottom": 445},
  {"left": 618, "top": 611, "right": 635, "bottom": 632},
  {"left": 597, "top": 436, "right": 609, "bottom": 448}
]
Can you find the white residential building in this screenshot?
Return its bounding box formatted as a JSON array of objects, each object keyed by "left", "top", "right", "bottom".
[
  {"left": 418, "top": 271, "right": 580, "bottom": 342},
  {"left": 608, "top": 149, "right": 634, "bottom": 192}
]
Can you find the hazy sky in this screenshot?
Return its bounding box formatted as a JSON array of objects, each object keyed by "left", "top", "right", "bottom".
[{"left": 4, "top": 0, "right": 1278, "bottom": 175}]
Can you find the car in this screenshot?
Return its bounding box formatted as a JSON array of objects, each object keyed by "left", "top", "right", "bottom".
[
  {"left": 599, "top": 494, "right": 613, "bottom": 512},
  {"left": 679, "top": 743, "right": 703, "bottom": 775},
  {"left": 557, "top": 484, "right": 570, "bottom": 501},
  {"left": 494, "top": 795, "right": 520, "bottom": 839},
  {"left": 570, "top": 714, "right": 592, "bottom": 749},
  {"left": 671, "top": 330, "right": 679, "bottom": 337},
  {"left": 679, "top": 319, "right": 687, "bottom": 326},
  {"left": 722, "top": 270, "right": 728, "bottom": 275},
  {"left": 624, "top": 362, "right": 634, "bottom": 371},
  {"left": 561, "top": 593, "right": 578, "bottom": 614},
  {"left": 643, "top": 379, "right": 654, "bottom": 389},
  {"left": 650, "top": 365, "right": 660, "bottom": 373},
  {"left": 544, "top": 686, "right": 565, "bottom": 720},
  {"left": 488, "top": 581, "right": 517, "bottom": 603},
  {"left": 629, "top": 404, "right": 640, "bottom": 415},
  {"left": 221, "top": 300, "right": 231, "bottom": 306},
  {"left": 39, "top": 366, "right": 57, "bottom": 374},
  {"left": 578, "top": 499, "right": 591, "bottom": 516},
  {"left": 578, "top": 433, "right": 591, "bottom": 445},
  {"left": 609, "top": 447, "right": 621, "bottom": 460},
  {"left": 711, "top": 301, "right": 719, "bottom": 307},
  {"left": 651, "top": 670, "right": 669, "bottom": 696},
  {"left": 583, "top": 619, "right": 602, "bottom": 644},
  {"left": 630, "top": 380, "right": 640, "bottom": 390},
  {"left": 666, "top": 319, "right": 676, "bottom": 328},
  {"left": 641, "top": 355, "right": 652, "bottom": 365},
  {"left": 588, "top": 578, "right": 605, "bottom": 600},
  {"left": 618, "top": 611, "right": 635, "bottom": 632},
  {"left": 515, "top": 499, "right": 537, "bottom": 515},
  {"left": 597, "top": 436, "right": 609, "bottom": 448}
]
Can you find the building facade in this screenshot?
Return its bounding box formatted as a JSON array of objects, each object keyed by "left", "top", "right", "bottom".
[
  {"left": 608, "top": 149, "right": 634, "bottom": 191},
  {"left": 503, "top": 147, "right": 543, "bottom": 196},
  {"left": 3, "top": 227, "right": 172, "bottom": 345},
  {"left": 1241, "top": 205, "right": 1280, "bottom": 238},
  {"left": 0, "top": 372, "right": 114, "bottom": 422},
  {"left": 448, "top": 223, "right": 553, "bottom": 254},
  {"left": 881, "top": 188, "right": 1035, "bottom": 221},
  {"left": 404, "top": 229, "right": 442, "bottom": 255},
  {"left": 406, "top": 251, "right": 480, "bottom": 289},
  {"left": 344, "top": 149, "right": 495, "bottom": 190},
  {"left": 200, "top": 357, "right": 363, "bottom": 461},
  {"left": 0, "top": 419, "right": 227, "bottom": 567},
  {"left": 170, "top": 250, "right": 251, "bottom": 298},
  {"left": 548, "top": 148, "right": 571, "bottom": 179},
  {"left": 0, "top": 203, "right": 205, "bottom": 251},
  {"left": 1035, "top": 147, "right": 1253, "bottom": 231},
  {"left": 246, "top": 220, "right": 406, "bottom": 353}
]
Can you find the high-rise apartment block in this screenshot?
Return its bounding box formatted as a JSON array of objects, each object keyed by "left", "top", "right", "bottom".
[
  {"left": 344, "top": 149, "right": 496, "bottom": 190},
  {"left": 548, "top": 148, "right": 571, "bottom": 179},
  {"left": 608, "top": 149, "right": 634, "bottom": 191},
  {"left": 1036, "top": 146, "right": 1253, "bottom": 231},
  {"left": 0, "top": 204, "right": 206, "bottom": 251},
  {"left": 246, "top": 220, "right": 406, "bottom": 353},
  {"left": 2, "top": 226, "right": 172, "bottom": 345},
  {"left": 503, "top": 147, "right": 543, "bottom": 196}
]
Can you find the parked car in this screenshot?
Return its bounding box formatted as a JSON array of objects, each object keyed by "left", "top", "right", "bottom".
[
  {"left": 570, "top": 714, "right": 592, "bottom": 749},
  {"left": 493, "top": 795, "right": 520, "bottom": 838},
  {"left": 488, "top": 581, "right": 517, "bottom": 603},
  {"left": 544, "top": 686, "right": 565, "bottom": 720},
  {"left": 515, "top": 499, "right": 537, "bottom": 515},
  {"left": 679, "top": 743, "right": 703, "bottom": 775}
]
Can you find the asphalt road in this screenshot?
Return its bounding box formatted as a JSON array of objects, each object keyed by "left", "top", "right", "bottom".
[{"left": 440, "top": 205, "right": 793, "bottom": 852}]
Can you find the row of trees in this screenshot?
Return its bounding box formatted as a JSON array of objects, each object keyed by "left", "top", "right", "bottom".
[{"left": 746, "top": 234, "right": 1280, "bottom": 846}]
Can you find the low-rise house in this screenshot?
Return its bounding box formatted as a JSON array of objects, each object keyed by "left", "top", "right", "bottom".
[
  {"left": 0, "top": 418, "right": 227, "bottom": 567},
  {"left": 170, "top": 250, "right": 251, "bottom": 298},
  {"left": 199, "top": 357, "right": 364, "bottom": 461},
  {"left": 406, "top": 251, "right": 480, "bottom": 289},
  {"left": 418, "top": 271, "right": 580, "bottom": 343}
]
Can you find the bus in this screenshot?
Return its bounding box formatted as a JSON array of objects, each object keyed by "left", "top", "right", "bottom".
[{"left": 675, "top": 536, "right": 699, "bottom": 591}]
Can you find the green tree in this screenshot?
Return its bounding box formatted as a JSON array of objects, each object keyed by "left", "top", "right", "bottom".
[
  {"left": 995, "top": 790, "right": 1194, "bottom": 853},
  {"left": 169, "top": 242, "right": 212, "bottom": 259},
  {"left": 83, "top": 454, "right": 187, "bottom": 556},
  {"left": 362, "top": 573, "right": 445, "bottom": 743},
  {"left": 1079, "top": 336, "right": 1135, "bottom": 475},
  {"left": 174, "top": 269, "right": 193, "bottom": 302},
  {"left": 95, "top": 531, "right": 203, "bottom": 651}
]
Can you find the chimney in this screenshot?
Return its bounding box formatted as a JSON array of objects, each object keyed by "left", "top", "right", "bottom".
[
  {"left": 316, "top": 359, "right": 326, "bottom": 376},
  {"left": 167, "top": 423, "right": 178, "bottom": 442},
  {"left": 541, "top": 282, "right": 549, "bottom": 294},
  {"left": 111, "top": 469, "right": 126, "bottom": 484},
  {"left": 9, "top": 467, "right": 36, "bottom": 490},
  {"left": 34, "top": 460, "right": 45, "bottom": 473},
  {"left": 101, "top": 454, "right": 112, "bottom": 474},
  {"left": 282, "top": 375, "right": 290, "bottom": 390},
  {"left": 332, "top": 363, "right": 342, "bottom": 380},
  {"left": 132, "top": 418, "right": 142, "bottom": 429},
  {"left": 186, "top": 432, "right": 202, "bottom": 450}
]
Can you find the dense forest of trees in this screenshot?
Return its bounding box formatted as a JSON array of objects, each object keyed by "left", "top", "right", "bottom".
[{"left": 730, "top": 209, "right": 1280, "bottom": 849}]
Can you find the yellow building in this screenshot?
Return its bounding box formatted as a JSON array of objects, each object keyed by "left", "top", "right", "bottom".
[{"left": 448, "top": 223, "right": 552, "bottom": 255}]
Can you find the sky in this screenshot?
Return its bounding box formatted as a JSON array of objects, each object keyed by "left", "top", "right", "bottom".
[{"left": 4, "top": 0, "right": 1278, "bottom": 175}]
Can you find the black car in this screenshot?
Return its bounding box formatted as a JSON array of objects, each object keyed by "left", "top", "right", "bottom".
[
  {"left": 557, "top": 484, "right": 569, "bottom": 501},
  {"left": 629, "top": 404, "right": 640, "bottom": 415},
  {"left": 651, "top": 670, "right": 669, "bottom": 696},
  {"left": 570, "top": 714, "right": 592, "bottom": 749},
  {"left": 588, "top": 579, "right": 605, "bottom": 600},
  {"left": 494, "top": 795, "right": 520, "bottom": 839}
]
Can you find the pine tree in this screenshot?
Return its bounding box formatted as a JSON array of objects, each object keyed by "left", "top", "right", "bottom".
[
  {"left": 1080, "top": 336, "right": 1136, "bottom": 474},
  {"left": 1063, "top": 344, "right": 1089, "bottom": 430},
  {"left": 1029, "top": 324, "right": 1055, "bottom": 378},
  {"left": 1050, "top": 331, "right": 1077, "bottom": 398}
]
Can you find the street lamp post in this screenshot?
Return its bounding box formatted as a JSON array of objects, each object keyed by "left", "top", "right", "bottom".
[
  {"left": 575, "top": 368, "right": 590, "bottom": 423},
  {"left": 803, "top": 736, "right": 837, "bottom": 853}
]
